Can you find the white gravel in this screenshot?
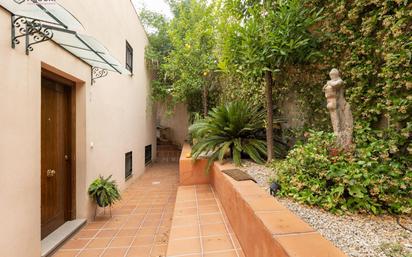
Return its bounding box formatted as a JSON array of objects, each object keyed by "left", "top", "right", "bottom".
[{"left": 240, "top": 161, "right": 412, "bottom": 257}]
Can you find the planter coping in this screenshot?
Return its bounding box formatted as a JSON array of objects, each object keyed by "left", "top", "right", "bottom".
[{"left": 179, "top": 144, "right": 347, "bottom": 257}]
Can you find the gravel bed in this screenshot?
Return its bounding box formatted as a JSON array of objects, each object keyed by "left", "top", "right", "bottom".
[{"left": 240, "top": 161, "right": 412, "bottom": 257}]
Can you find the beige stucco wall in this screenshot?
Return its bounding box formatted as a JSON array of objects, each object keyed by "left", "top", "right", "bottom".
[
  {"left": 157, "top": 102, "right": 189, "bottom": 147},
  {"left": 0, "top": 0, "right": 154, "bottom": 256}
]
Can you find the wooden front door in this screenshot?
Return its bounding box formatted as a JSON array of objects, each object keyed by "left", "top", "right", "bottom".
[{"left": 41, "top": 76, "right": 72, "bottom": 239}]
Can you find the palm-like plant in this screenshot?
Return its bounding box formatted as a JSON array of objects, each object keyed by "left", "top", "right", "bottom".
[{"left": 189, "top": 101, "right": 267, "bottom": 171}]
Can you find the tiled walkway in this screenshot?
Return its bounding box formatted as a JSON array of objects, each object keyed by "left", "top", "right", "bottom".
[
  {"left": 167, "top": 185, "right": 245, "bottom": 257},
  {"left": 53, "top": 163, "right": 178, "bottom": 257}
]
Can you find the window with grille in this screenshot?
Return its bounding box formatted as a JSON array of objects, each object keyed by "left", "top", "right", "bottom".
[
  {"left": 125, "top": 151, "right": 132, "bottom": 180},
  {"left": 145, "top": 145, "right": 152, "bottom": 166},
  {"left": 125, "top": 41, "right": 133, "bottom": 73}
]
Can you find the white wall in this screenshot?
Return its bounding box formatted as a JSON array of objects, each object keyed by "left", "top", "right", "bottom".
[
  {"left": 157, "top": 102, "right": 189, "bottom": 147},
  {"left": 0, "top": 0, "right": 153, "bottom": 256}
]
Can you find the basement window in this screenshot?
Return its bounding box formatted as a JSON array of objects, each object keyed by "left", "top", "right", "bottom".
[
  {"left": 145, "top": 145, "right": 152, "bottom": 166},
  {"left": 125, "top": 151, "right": 132, "bottom": 180}
]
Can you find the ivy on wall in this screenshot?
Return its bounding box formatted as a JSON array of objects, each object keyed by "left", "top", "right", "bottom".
[{"left": 220, "top": 0, "right": 411, "bottom": 144}]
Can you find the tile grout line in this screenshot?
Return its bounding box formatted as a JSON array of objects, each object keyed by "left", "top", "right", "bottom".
[
  {"left": 147, "top": 184, "right": 176, "bottom": 257},
  {"left": 72, "top": 211, "right": 113, "bottom": 257},
  {"left": 99, "top": 182, "right": 151, "bottom": 257},
  {"left": 121, "top": 191, "right": 153, "bottom": 257},
  {"left": 169, "top": 248, "right": 243, "bottom": 257},
  {"left": 210, "top": 185, "right": 241, "bottom": 257},
  {"left": 123, "top": 174, "right": 177, "bottom": 257},
  {"left": 55, "top": 165, "right": 179, "bottom": 257},
  {"left": 194, "top": 185, "right": 204, "bottom": 257}
]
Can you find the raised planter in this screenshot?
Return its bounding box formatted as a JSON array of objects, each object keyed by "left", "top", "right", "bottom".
[
  {"left": 179, "top": 144, "right": 348, "bottom": 257},
  {"left": 211, "top": 162, "right": 348, "bottom": 257},
  {"left": 179, "top": 144, "right": 210, "bottom": 185}
]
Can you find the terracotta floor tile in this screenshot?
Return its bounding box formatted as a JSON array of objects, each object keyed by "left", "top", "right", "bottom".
[
  {"left": 102, "top": 222, "right": 123, "bottom": 229},
  {"left": 132, "top": 235, "right": 155, "bottom": 246},
  {"left": 197, "top": 193, "right": 215, "bottom": 199},
  {"left": 198, "top": 205, "right": 220, "bottom": 214},
  {"left": 172, "top": 215, "right": 198, "bottom": 227},
  {"left": 72, "top": 229, "right": 98, "bottom": 239},
  {"left": 142, "top": 219, "right": 161, "bottom": 227},
  {"left": 109, "top": 236, "right": 134, "bottom": 247},
  {"left": 96, "top": 229, "right": 118, "bottom": 238},
  {"left": 204, "top": 250, "right": 238, "bottom": 257},
  {"left": 138, "top": 226, "right": 158, "bottom": 235},
  {"left": 198, "top": 199, "right": 217, "bottom": 206},
  {"left": 101, "top": 247, "right": 128, "bottom": 257},
  {"left": 199, "top": 214, "right": 224, "bottom": 225},
  {"left": 175, "top": 207, "right": 198, "bottom": 216},
  {"left": 201, "top": 223, "right": 227, "bottom": 236},
  {"left": 52, "top": 250, "right": 79, "bottom": 257},
  {"left": 175, "top": 201, "right": 196, "bottom": 208},
  {"left": 118, "top": 228, "right": 139, "bottom": 237},
  {"left": 202, "top": 235, "right": 234, "bottom": 252},
  {"left": 60, "top": 239, "right": 89, "bottom": 250},
  {"left": 53, "top": 164, "right": 245, "bottom": 257},
  {"left": 126, "top": 246, "right": 151, "bottom": 257},
  {"left": 83, "top": 223, "right": 105, "bottom": 230},
  {"left": 86, "top": 238, "right": 111, "bottom": 249},
  {"left": 170, "top": 225, "right": 199, "bottom": 239},
  {"left": 166, "top": 238, "right": 201, "bottom": 256},
  {"left": 77, "top": 249, "right": 104, "bottom": 257}
]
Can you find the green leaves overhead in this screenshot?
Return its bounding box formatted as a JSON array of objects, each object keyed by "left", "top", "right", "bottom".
[
  {"left": 140, "top": 0, "right": 218, "bottom": 114},
  {"left": 218, "top": 0, "right": 323, "bottom": 78}
]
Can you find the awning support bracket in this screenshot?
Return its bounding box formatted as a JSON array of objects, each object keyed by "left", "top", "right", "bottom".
[
  {"left": 91, "top": 67, "right": 108, "bottom": 85},
  {"left": 11, "top": 15, "right": 53, "bottom": 55}
]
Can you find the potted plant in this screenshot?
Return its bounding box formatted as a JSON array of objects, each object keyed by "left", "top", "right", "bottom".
[{"left": 88, "top": 175, "right": 121, "bottom": 208}]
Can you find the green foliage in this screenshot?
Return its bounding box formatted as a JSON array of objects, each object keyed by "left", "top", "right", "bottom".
[
  {"left": 88, "top": 175, "right": 121, "bottom": 207},
  {"left": 140, "top": 0, "right": 218, "bottom": 114},
  {"left": 217, "top": 0, "right": 323, "bottom": 100},
  {"left": 379, "top": 243, "right": 412, "bottom": 257},
  {"left": 218, "top": 0, "right": 412, "bottom": 140},
  {"left": 190, "top": 101, "right": 267, "bottom": 170},
  {"left": 271, "top": 131, "right": 412, "bottom": 215},
  {"left": 139, "top": 8, "right": 173, "bottom": 101}
]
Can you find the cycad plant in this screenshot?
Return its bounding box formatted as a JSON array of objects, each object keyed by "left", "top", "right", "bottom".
[{"left": 189, "top": 101, "right": 267, "bottom": 171}]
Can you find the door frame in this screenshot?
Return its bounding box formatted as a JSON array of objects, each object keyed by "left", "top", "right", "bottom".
[{"left": 41, "top": 68, "right": 77, "bottom": 221}]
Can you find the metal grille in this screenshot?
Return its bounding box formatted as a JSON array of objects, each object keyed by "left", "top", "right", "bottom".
[
  {"left": 125, "top": 41, "right": 133, "bottom": 73},
  {"left": 145, "top": 145, "right": 152, "bottom": 166},
  {"left": 125, "top": 151, "right": 132, "bottom": 180}
]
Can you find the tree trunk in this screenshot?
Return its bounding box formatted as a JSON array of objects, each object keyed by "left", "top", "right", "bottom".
[
  {"left": 265, "top": 70, "right": 274, "bottom": 162},
  {"left": 203, "top": 84, "right": 208, "bottom": 117}
]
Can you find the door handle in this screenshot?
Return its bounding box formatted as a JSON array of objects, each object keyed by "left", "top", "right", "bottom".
[{"left": 46, "top": 169, "right": 56, "bottom": 177}]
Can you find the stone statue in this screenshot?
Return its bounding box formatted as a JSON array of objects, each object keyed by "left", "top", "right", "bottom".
[{"left": 323, "top": 68, "right": 353, "bottom": 150}]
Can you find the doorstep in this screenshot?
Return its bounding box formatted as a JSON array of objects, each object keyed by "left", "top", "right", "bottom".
[{"left": 41, "top": 219, "right": 86, "bottom": 257}]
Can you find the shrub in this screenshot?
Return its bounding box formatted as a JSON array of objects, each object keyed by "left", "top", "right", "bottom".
[
  {"left": 271, "top": 130, "right": 411, "bottom": 215},
  {"left": 189, "top": 101, "right": 267, "bottom": 170}
]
